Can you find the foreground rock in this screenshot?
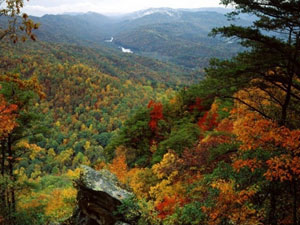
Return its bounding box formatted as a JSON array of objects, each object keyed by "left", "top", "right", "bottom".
[{"left": 63, "top": 166, "right": 132, "bottom": 225}]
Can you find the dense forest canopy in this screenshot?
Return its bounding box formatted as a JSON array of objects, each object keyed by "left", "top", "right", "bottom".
[{"left": 0, "top": 0, "right": 300, "bottom": 225}]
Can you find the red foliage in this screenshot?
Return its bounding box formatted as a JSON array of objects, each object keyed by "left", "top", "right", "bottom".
[
  {"left": 189, "top": 97, "right": 203, "bottom": 112},
  {"left": 215, "top": 118, "right": 233, "bottom": 132},
  {"left": 156, "top": 195, "right": 188, "bottom": 219},
  {"left": 149, "top": 120, "right": 158, "bottom": 131},
  {"left": 181, "top": 147, "right": 209, "bottom": 169},
  {"left": 181, "top": 134, "right": 233, "bottom": 173},
  {"left": 0, "top": 95, "right": 18, "bottom": 139},
  {"left": 148, "top": 100, "right": 163, "bottom": 131},
  {"left": 198, "top": 111, "right": 218, "bottom": 131},
  {"left": 198, "top": 112, "right": 208, "bottom": 130}
]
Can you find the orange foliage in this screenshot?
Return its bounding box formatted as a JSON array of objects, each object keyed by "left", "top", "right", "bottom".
[
  {"left": 45, "top": 188, "right": 77, "bottom": 221},
  {"left": 204, "top": 180, "right": 262, "bottom": 225},
  {"left": 232, "top": 108, "right": 300, "bottom": 182},
  {"left": 94, "top": 161, "right": 107, "bottom": 171},
  {"left": 232, "top": 159, "right": 262, "bottom": 172},
  {"left": 215, "top": 118, "right": 233, "bottom": 132},
  {"left": 233, "top": 111, "right": 278, "bottom": 151},
  {"left": 0, "top": 94, "right": 18, "bottom": 139},
  {"left": 265, "top": 155, "right": 300, "bottom": 182},
  {"left": 108, "top": 147, "right": 128, "bottom": 184}
]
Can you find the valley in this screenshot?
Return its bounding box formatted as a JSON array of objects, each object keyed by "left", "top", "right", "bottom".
[
  {"left": 28, "top": 8, "right": 249, "bottom": 69},
  {"left": 0, "top": 2, "right": 299, "bottom": 225}
]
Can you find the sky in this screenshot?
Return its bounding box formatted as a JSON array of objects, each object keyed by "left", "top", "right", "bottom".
[{"left": 22, "top": 0, "right": 223, "bottom": 17}]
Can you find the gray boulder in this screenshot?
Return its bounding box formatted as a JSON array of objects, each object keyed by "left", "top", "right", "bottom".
[{"left": 63, "top": 166, "right": 132, "bottom": 225}]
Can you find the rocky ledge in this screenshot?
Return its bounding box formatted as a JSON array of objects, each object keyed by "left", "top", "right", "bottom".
[{"left": 63, "top": 166, "right": 131, "bottom": 225}]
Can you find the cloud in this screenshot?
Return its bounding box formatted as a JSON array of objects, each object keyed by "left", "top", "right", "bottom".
[{"left": 23, "top": 0, "right": 222, "bottom": 16}]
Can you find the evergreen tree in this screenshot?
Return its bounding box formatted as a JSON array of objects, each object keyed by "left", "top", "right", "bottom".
[
  {"left": 205, "top": 0, "right": 300, "bottom": 128},
  {"left": 204, "top": 1, "right": 300, "bottom": 224}
]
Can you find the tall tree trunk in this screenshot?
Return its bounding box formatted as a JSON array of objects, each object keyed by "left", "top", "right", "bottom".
[
  {"left": 280, "top": 73, "right": 293, "bottom": 126},
  {"left": 269, "top": 184, "right": 277, "bottom": 225},
  {"left": 7, "top": 135, "right": 16, "bottom": 220},
  {"left": 292, "top": 179, "right": 298, "bottom": 225},
  {"left": 280, "top": 30, "right": 292, "bottom": 126},
  {"left": 1, "top": 141, "right": 5, "bottom": 176},
  {"left": 0, "top": 140, "right": 6, "bottom": 214}
]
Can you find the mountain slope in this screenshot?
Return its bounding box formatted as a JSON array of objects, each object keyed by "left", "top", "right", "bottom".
[
  {"left": 30, "top": 12, "right": 114, "bottom": 44},
  {"left": 13, "top": 8, "right": 252, "bottom": 69}
]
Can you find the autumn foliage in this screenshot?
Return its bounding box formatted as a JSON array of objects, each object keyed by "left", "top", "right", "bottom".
[
  {"left": 0, "top": 94, "right": 18, "bottom": 138},
  {"left": 156, "top": 195, "right": 188, "bottom": 219},
  {"left": 148, "top": 100, "right": 164, "bottom": 131},
  {"left": 2, "top": 0, "right": 300, "bottom": 223},
  {"left": 110, "top": 92, "right": 300, "bottom": 224},
  {"left": 203, "top": 180, "right": 261, "bottom": 225},
  {"left": 197, "top": 103, "right": 218, "bottom": 131},
  {"left": 189, "top": 97, "right": 203, "bottom": 112},
  {"left": 108, "top": 147, "right": 129, "bottom": 184}
]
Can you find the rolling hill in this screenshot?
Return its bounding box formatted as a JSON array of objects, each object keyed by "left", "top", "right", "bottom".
[{"left": 16, "top": 8, "right": 252, "bottom": 69}]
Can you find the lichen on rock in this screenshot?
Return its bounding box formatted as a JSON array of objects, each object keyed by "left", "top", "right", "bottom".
[
  {"left": 63, "top": 166, "right": 132, "bottom": 225},
  {"left": 80, "top": 166, "right": 131, "bottom": 201}
]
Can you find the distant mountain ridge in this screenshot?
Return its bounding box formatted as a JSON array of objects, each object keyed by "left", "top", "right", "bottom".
[
  {"left": 1, "top": 7, "right": 252, "bottom": 69},
  {"left": 50, "top": 7, "right": 233, "bottom": 18},
  {"left": 121, "top": 7, "right": 233, "bottom": 20}
]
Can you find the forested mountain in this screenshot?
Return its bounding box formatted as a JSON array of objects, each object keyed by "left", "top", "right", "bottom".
[
  {"left": 20, "top": 8, "right": 250, "bottom": 69},
  {"left": 1, "top": 1, "right": 299, "bottom": 225},
  {"left": 0, "top": 39, "right": 187, "bottom": 162},
  {"left": 0, "top": 40, "right": 180, "bottom": 223},
  {"left": 0, "top": 8, "right": 250, "bottom": 69},
  {"left": 28, "top": 13, "right": 114, "bottom": 44}
]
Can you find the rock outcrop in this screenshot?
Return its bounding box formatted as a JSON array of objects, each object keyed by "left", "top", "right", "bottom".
[{"left": 63, "top": 166, "right": 132, "bottom": 225}]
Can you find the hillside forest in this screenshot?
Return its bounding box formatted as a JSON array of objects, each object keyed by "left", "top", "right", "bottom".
[{"left": 0, "top": 0, "right": 300, "bottom": 225}]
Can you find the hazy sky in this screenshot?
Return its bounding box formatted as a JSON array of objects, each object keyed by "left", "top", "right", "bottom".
[{"left": 22, "top": 0, "right": 223, "bottom": 16}]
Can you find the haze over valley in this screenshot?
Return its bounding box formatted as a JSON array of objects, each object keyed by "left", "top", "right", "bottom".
[
  {"left": 23, "top": 7, "right": 250, "bottom": 70},
  {"left": 1, "top": 1, "right": 299, "bottom": 224}
]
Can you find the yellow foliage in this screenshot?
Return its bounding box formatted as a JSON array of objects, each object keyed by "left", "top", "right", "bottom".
[
  {"left": 18, "top": 193, "right": 48, "bottom": 210},
  {"left": 84, "top": 141, "right": 91, "bottom": 150},
  {"left": 81, "top": 124, "right": 86, "bottom": 130},
  {"left": 14, "top": 167, "right": 28, "bottom": 182},
  {"left": 55, "top": 148, "right": 74, "bottom": 166},
  {"left": 45, "top": 187, "right": 77, "bottom": 221},
  {"left": 16, "top": 140, "right": 45, "bottom": 160},
  {"left": 48, "top": 148, "right": 56, "bottom": 158},
  {"left": 128, "top": 168, "right": 158, "bottom": 200},
  {"left": 55, "top": 121, "right": 61, "bottom": 127},
  {"left": 66, "top": 168, "right": 81, "bottom": 179},
  {"left": 149, "top": 175, "right": 185, "bottom": 204},
  {"left": 31, "top": 164, "right": 42, "bottom": 179},
  {"left": 152, "top": 151, "right": 180, "bottom": 180}
]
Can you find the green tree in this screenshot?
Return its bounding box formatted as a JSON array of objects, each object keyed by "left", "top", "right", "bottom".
[
  {"left": 0, "top": 78, "right": 44, "bottom": 224},
  {"left": 205, "top": 0, "right": 300, "bottom": 128},
  {"left": 204, "top": 1, "right": 300, "bottom": 224}
]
